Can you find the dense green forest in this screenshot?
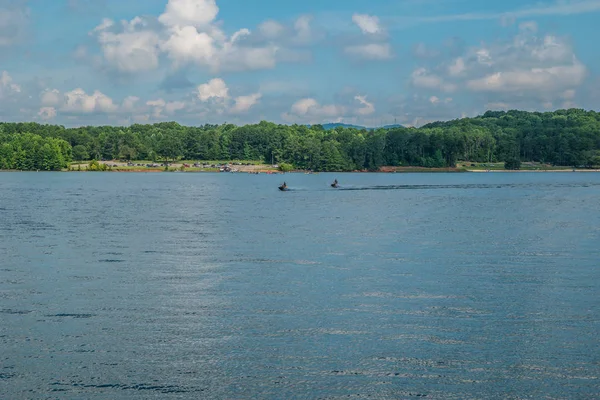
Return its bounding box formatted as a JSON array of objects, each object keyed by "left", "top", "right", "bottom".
[{"left": 1, "top": 109, "right": 600, "bottom": 171}]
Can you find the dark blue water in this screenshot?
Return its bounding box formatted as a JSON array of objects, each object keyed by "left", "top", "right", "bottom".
[{"left": 1, "top": 172, "right": 599, "bottom": 399}]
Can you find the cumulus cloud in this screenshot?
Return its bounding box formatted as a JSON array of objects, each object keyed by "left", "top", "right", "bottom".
[
  {"left": 92, "top": 17, "right": 160, "bottom": 73},
  {"left": 354, "top": 95, "right": 375, "bottom": 115},
  {"left": 158, "top": 0, "right": 219, "bottom": 28},
  {"left": 344, "top": 43, "right": 391, "bottom": 60},
  {"left": 159, "top": 25, "right": 216, "bottom": 68},
  {"left": 37, "top": 87, "right": 145, "bottom": 118},
  {"left": 195, "top": 77, "right": 260, "bottom": 114},
  {"left": 38, "top": 107, "right": 57, "bottom": 120},
  {"left": 0, "top": 71, "right": 32, "bottom": 121},
  {"left": 122, "top": 96, "right": 140, "bottom": 111},
  {"left": 0, "top": 71, "right": 21, "bottom": 97},
  {"left": 429, "top": 96, "right": 452, "bottom": 105},
  {"left": 344, "top": 13, "right": 391, "bottom": 61},
  {"left": 410, "top": 68, "right": 457, "bottom": 92},
  {"left": 352, "top": 14, "right": 381, "bottom": 35},
  {"left": 197, "top": 78, "right": 229, "bottom": 101},
  {"left": 259, "top": 20, "right": 285, "bottom": 38},
  {"left": 293, "top": 15, "right": 315, "bottom": 44},
  {"left": 282, "top": 92, "right": 387, "bottom": 124},
  {"left": 447, "top": 57, "right": 466, "bottom": 76},
  {"left": 460, "top": 32, "right": 588, "bottom": 101},
  {"left": 62, "top": 88, "right": 118, "bottom": 114},
  {"left": 146, "top": 98, "right": 186, "bottom": 117},
  {"left": 466, "top": 62, "right": 586, "bottom": 93},
  {"left": 231, "top": 93, "right": 262, "bottom": 113},
  {"left": 286, "top": 98, "right": 345, "bottom": 121},
  {"left": 89, "top": 0, "right": 312, "bottom": 74},
  {"left": 40, "top": 89, "right": 61, "bottom": 107},
  {"left": 409, "top": 25, "right": 589, "bottom": 114}
]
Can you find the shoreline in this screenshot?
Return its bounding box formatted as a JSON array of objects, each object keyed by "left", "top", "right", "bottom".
[
  {"left": 2, "top": 161, "right": 599, "bottom": 174},
  {"left": 2, "top": 168, "right": 600, "bottom": 173}
]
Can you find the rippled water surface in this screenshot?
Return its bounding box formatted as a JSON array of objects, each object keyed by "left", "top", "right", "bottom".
[{"left": 1, "top": 172, "right": 599, "bottom": 399}]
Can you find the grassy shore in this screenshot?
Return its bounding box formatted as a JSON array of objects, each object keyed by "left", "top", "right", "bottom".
[
  {"left": 14, "top": 159, "right": 597, "bottom": 173},
  {"left": 68, "top": 160, "right": 279, "bottom": 173},
  {"left": 456, "top": 161, "right": 600, "bottom": 172}
]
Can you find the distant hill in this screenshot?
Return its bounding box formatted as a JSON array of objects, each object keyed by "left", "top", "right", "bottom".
[
  {"left": 381, "top": 124, "right": 404, "bottom": 129},
  {"left": 321, "top": 123, "right": 367, "bottom": 130},
  {"left": 313, "top": 123, "right": 405, "bottom": 130}
]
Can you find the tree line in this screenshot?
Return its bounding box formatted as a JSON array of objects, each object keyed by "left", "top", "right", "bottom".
[{"left": 1, "top": 108, "right": 599, "bottom": 171}]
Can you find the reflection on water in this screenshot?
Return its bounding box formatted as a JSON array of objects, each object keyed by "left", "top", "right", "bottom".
[{"left": 1, "top": 172, "right": 599, "bottom": 399}]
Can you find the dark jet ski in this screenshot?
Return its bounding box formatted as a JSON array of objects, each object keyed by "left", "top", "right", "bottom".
[
  {"left": 279, "top": 182, "right": 288, "bottom": 191},
  {"left": 331, "top": 179, "right": 339, "bottom": 188}
]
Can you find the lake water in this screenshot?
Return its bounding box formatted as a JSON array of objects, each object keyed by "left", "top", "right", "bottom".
[{"left": 1, "top": 172, "right": 599, "bottom": 399}]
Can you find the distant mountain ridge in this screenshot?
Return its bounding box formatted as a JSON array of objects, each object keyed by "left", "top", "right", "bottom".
[{"left": 315, "top": 123, "right": 404, "bottom": 130}]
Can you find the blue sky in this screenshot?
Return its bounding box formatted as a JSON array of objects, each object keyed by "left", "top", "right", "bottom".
[{"left": 1, "top": 0, "right": 599, "bottom": 127}]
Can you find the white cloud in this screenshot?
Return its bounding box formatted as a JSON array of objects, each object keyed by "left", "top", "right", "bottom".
[
  {"left": 352, "top": 14, "right": 381, "bottom": 35},
  {"left": 217, "top": 38, "right": 278, "bottom": 71},
  {"left": 38, "top": 87, "right": 134, "bottom": 117},
  {"left": 283, "top": 97, "right": 346, "bottom": 123},
  {"left": 89, "top": 0, "right": 311, "bottom": 74},
  {"left": 146, "top": 99, "right": 166, "bottom": 118},
  {"left": 355, "top": 95, "right": 375, "bottom": 115},
  {"left": 197, "top": 78, "right": 229, "bottom": 101},
  {"left": 344, "top": 13, "right": 391, "bottom": 61},
  {"left": 122, "top": 96, "right": 140, "bottom": 111},
  {"left": 38, "top": 107, "right": 57, "bottom": 120},
  {"left": 158, "top": 0, "right": 219, "bottom": 28},
  {"left": 40, "top": 89, "right": 61, "bottom": 107},
  {"left": 146, "top": 98, "right": 186, "bottom": 117},
  {"left": 408, "top": 25, "right": 588, "bottom": 116},
  {"left": 293, "top": 15, "right": 313, "bottom": 44},
  {"left": 344, "top": 43, "right": 391, "bottom": 60},
  {"left": 291, "top": 98, "right": 318, "bottom": 115},
  {"left": 259, "top": 20, "right": 284, "bottom": 38},
  {"left": 165, "top": 100, "right": 186, "bottom": 114},
  {"left": 410, "top": 68, "right": 457, "bottom": 92},
  {"left": 195, "top": 78, "right": 261, "bottom": 114},
  {"left": 388, "top": 0, "right": 600, "bottom": 28},
  {"left": 466, "top": 62, "right": 586, "bottom": 93},
  {"left": 231, "top": 93, "right": 261, "bottom": 113},
  {"left": 92, "top": 18, "right": 114, "bottom": 33},
  {"left": 427, "top": 96, "right": 452, "bottom": 106},
  {"left": 159, "top": 25, "right": 215, "bottom": 68},
  {"left": 93, "top": 17, "right": 160, "bottom": 73},
  {"left": 531, "top": 35, "right": 573, "bottom": 62},
  {"left": 159, "top": 22, "right": 278, "bottom": 72},
  {"left": 0, "top": 71, "right": 21, "bottom": 97},
  {"left": 476, "top": 48, "right": 492, "bottom": 66},
  {"left": 448, "top": 57, "right": 466, "bottom": 76},
  {"left": 62, "top": 88, "right": 118, "bottom": 114}
]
